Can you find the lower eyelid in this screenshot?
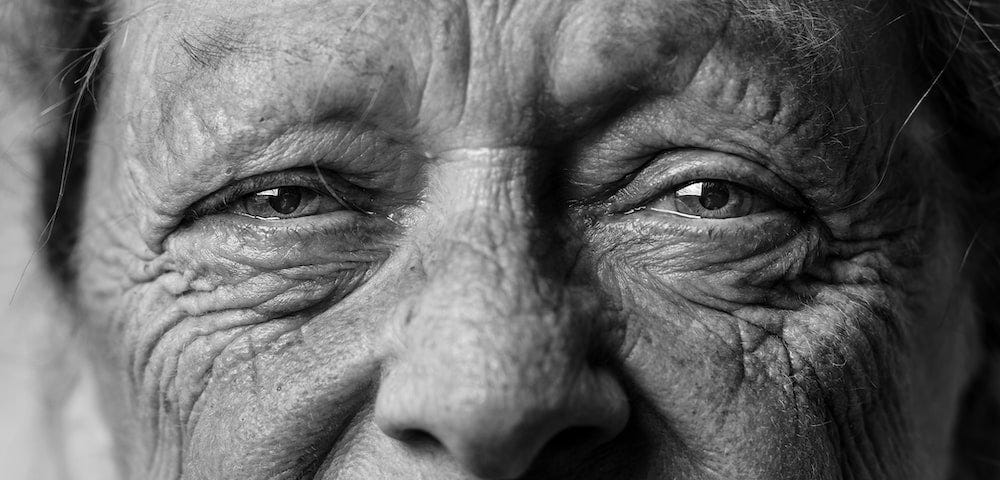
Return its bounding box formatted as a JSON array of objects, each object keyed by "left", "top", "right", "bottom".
[
  {"left": 604, "top": 207, "right": 805, "bottom": 244},
  {"left": 647, "top": 207, "right": 703, "bottom": 219},
  {"left": 180, "top": 210, "right": 391, "bottom": 245}
]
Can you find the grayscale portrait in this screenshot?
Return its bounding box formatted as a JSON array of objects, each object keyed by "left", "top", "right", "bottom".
[{"left": 1, "top": 1, "right": 998, "bottom": 479}]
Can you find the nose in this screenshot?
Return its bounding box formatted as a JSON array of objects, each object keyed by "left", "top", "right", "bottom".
[
  {"left": 373, "top": 150, "right": 629, "bottom": 479},
  {"left": 375, "top": 298, "right": 629, "bottom": 478}
]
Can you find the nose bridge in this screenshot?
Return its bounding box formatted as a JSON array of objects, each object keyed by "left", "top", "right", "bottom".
[
  {"left": 374, "top": 148, "right": 628, "bottom": 478},
  {"left": 414, "top": 234, "right": 582, "bottom": 395},
  {"left": 407, "top": 147, "right": 585, "bottom": 391}
]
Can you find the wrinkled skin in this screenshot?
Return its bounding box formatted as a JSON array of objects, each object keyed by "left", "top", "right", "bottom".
[{"left": 58, "top": 0, "right": 982, "bottom": 479}]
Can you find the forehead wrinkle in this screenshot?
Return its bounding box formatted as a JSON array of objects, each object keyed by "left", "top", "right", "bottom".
[{"left": 168, "top": 3, "right": 361, "bottom": 77}]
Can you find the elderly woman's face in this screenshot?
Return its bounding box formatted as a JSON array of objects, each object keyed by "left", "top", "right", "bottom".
[{"left": 73, "top": 0, "right": 980, "bottom": 478}]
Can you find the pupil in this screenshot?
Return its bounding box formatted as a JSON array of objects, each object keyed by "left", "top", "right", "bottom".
[
  {"left": 699, "top": 182, "right": 730, "bottom": 210},
  {"left": 267, "top": 188, "right": 303, "bottom": 215}
]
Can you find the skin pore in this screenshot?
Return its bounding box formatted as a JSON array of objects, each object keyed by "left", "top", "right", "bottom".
[{"left": 66, "top": 0, "right": 982, "bottom": 479}]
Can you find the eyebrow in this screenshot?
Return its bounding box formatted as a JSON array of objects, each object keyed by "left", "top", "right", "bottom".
[
  {"left": 178, "top": 22, "right": 254, "bottom": 70},
  {"left": 731, "top": 0, "right": 855, "bottom": 78}
]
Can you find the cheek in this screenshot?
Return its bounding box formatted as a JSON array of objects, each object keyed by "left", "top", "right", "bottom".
[
  {"left": 589, "top": 213, "right": 941, "bottom": 478},
  {"left": 74, "top": 214, "right": 393, "bottom": 477},
  {"left": 605, "top": 281, "right": 840, "bottom": 477},
  {"left": 611, "top": 280, "right": 911, "bottom": 478}
]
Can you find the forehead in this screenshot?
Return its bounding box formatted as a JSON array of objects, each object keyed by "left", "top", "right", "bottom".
[
  {"left": 131, "top": 0, "right": 727, "bottom": 118},
  {"left": 138, "top": 0, "right": 861, "bottom": 66},
  {"left": 145, "top": 0, "right": 722, "bottom": 50},
  {"left": 113, "top": 0, "right": 878, "bottom": 142}
]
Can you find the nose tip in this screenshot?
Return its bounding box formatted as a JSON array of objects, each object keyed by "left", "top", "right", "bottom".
[{"left": 375, "top": 365, "right": 629, "bottom": 479}]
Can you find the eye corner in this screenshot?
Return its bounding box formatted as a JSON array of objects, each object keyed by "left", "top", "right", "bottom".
[{"left": 184, "top": 191, "right": 237, "bottom": 222}]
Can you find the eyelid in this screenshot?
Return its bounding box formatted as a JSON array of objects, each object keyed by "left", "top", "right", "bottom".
[
  {"left": 186, "top": 168, "right": 366, "bottom": 219},
  {"left": 608, "top": 149, "right": 809, "bottom": 214}
]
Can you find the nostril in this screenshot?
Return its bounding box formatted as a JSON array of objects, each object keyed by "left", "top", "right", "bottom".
[
  {"left": 391, "top": 428, "right": 445, "bottom": 452},
  {"left": 512, "top": 425, "right": 618, "bottom": 475},
  {"left": 544, "top": 425, "right": 613, "bottom": 454}
]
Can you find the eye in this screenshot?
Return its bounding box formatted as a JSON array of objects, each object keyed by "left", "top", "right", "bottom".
[
  {"left": 650, "top": 180, "right": 778, "bottom": 219},
  {"left": 232, "top": 186, "right": 349, "bottom": 219},
  {"left": 186, "top": 169, "right": 374, "bottom": 221}
]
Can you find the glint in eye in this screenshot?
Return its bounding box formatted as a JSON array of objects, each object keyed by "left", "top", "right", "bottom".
[
  {"left": 649, "top": 180, "right": 777, "bottom": 219},
  {"left": 235, "top": 186, "right": 348, "bottom": 219}
]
